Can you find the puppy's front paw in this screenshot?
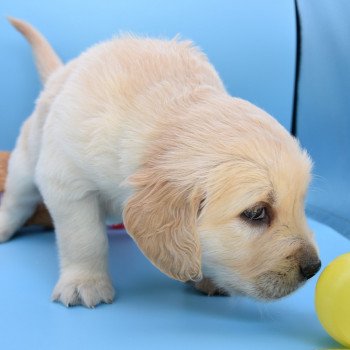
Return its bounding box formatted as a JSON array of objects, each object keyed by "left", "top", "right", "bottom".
[{"left": 52, "top": 274, "right": 115, "bottom": 308}]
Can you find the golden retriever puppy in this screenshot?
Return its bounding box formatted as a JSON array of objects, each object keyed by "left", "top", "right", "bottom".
[{"left": 0, "top": 18, "right": 321, "bottom": 307}]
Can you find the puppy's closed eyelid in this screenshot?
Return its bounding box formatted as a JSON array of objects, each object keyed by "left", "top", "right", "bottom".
[
  {"left": 240, "top": 213, "right": 269, "bottom": 226},
  {"left": 239, "top": 203, "right": 274, "bottom": 227}
]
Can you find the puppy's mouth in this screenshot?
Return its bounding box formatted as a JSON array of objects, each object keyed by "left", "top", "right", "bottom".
[{"left": 254, "top": 271, "right": 306, "bottom": 300}]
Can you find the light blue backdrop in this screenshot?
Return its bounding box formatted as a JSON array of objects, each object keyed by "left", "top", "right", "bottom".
[
  {"left": 0, "top": 0, "right": 296, "bottom": 150},
  {"left": 296, "top": 0, "right": 350, "bottom": 237}
]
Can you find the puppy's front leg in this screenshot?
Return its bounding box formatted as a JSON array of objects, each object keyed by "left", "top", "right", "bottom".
[{"left": 46, "top": 188, "right": 115, "bottom": 308}]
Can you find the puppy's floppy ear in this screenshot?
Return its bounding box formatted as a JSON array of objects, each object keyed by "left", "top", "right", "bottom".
[{"left": 123, "top": 167, "right": 203, "bottom": 282}]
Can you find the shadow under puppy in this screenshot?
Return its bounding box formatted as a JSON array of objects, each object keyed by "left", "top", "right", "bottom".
[{"left": 0, "top": 18, "right": 321, "bottom": 307}]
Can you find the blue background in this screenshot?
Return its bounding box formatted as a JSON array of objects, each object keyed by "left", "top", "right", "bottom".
[{"left": 297, "top": 0, "right": 350, "bottom": 237}]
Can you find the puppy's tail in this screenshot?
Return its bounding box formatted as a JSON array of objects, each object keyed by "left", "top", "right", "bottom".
[{"left": 8, "top": 17, "right": 63, "bottom": 84}]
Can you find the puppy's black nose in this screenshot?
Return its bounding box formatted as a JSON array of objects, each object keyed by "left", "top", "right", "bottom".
[{"left": 300, "top": 260, "right": 322, "bottom": 280}]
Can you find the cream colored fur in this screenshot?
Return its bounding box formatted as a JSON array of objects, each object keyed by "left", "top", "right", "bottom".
[{"left": 0, "top": 18, "right": 320, "bottom": 307}]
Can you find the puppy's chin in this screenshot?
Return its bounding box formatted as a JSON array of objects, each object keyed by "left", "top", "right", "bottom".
[
  {"left": 252, "top": 271, "right": 305, "bottom": 300},
  {"left": 198, "top": 270, "right": 305, "bottom": 301}
]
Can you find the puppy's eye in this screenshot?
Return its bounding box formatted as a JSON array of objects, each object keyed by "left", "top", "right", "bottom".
[{"left": 242, "top": 207, "right": 266, "bottom": 221}]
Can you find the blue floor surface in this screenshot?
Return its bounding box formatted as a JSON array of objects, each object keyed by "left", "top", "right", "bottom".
[{"left": 0, "top": 219, "right": 348, "bottom": 350}]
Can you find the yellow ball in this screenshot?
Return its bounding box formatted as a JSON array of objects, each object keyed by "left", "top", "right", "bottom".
[{"left": 315, "top": 253, "right": 350, "bottom": 348}]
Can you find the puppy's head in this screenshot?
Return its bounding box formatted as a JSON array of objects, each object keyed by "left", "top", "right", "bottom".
[
  {"left": 123, "top": 97, "right": 320, "bottom": 300},
  {"left": 198, "top": 141, "right": 319, "bottom": 299}
]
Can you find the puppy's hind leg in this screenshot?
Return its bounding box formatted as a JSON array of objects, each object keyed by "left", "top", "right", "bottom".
[
  {"left": 37, "top": 153, "right": 115, "bottom": 307},
  {"left": 0, "top": 137, "right": 41, "bottom": 242}
]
